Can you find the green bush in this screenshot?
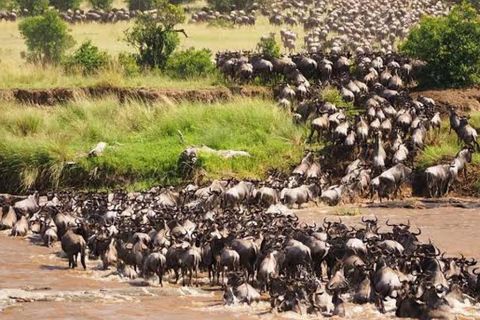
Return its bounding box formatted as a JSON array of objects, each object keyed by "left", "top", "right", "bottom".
[
  {"left": 125, "top": 1, "right": 185, "bottom": 69},
  {"left": 16, "top": 0, "right": 49, "bottom": 15},
  {"left": 64, "top": 40, "right": 110, "bottom": 75},
  {"left": 166, "top": 48, "right": 215, "bottom": 79},
  {"left": 50, "top": 0, "right": 82, "bottom": 11},
  {"left": 117, "top": 52, "right": 140, "bottom": 76},
  {"left": 207, "top": 17, "right": 234, "bottom": 28},
  {"left": 126, "top": 0, "right": 161, "bottom": 11},
  {"left": 321, "top": 86, "right": 357, "bottom": 115},
  {"left": 0, "top": 0, "right": 18, "bottom": 10},
  {"left": 400, "top": 3, "right": 480, "bottom": 87},
  {"left": 207, "top": 0, "right": 254, "bottom": 12},
  {"left": 89, "top": 0, "right": 114, "bottom": 10},
  {"left": 256, "top": 35, "right": 281, "bottom": 59},
  {"left": 18, "top": 10, "right": 75, "bottom": 64}
]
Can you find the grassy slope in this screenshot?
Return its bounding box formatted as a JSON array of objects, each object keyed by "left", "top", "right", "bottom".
[
  {"left": 0, "top": 15, "right": 306, "bottom": 89},
  {"left": 417, "top": 113, "right": 480, "bottom": 169},
  {"left": 0, "top": 97, "right": 305, "bottom": 192},
  {"left": 416, "top": 113, "right": 480, "bottom": 194}
]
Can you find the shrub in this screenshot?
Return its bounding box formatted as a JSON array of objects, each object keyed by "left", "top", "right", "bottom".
[
  {"left": 64, "top": 40, "right": 110, "bottom": 75},
  {"left": 88, "top": 0, "right": 114, "bottom": 10},
  {"left": 400, "top": 3, "right": 480, "bottom": 87},
  {"left": 0, "top": 0, "right": 18, "bottom": 10},
  {"left": 50, "top": 0, "right": 82, "bottom": 11},
  {"left": 15, "top": 0, "right": 49, "bottom": 16},
  {"left": 117, "top": 52, "right": 140, "bottom": 76},
  {"left": 125, "top": 1, "right": 185, "bottom": 69},
  {"left": 126, "top": 0, "right": 161, "bottom": 11},
  {"left": 256, "top": 35, "right": 281, "bottom": 59},
  {"left": 169, "top": 0, "right": 195, "bottom": 4},
  {"left": 207, "top": 0, "right": 254, "bottom": 12},
  {"left": 18, "top": 10, "right": 75, "bottom": 64},
  {"left": 321, "top": 86, "right": 357, "bottom": 115},
  {"left": 166, "top": 48, "right": 215, "bottom": 79},
  {"left": 207, "top": 17, "right": 234, "bottom": 28}
]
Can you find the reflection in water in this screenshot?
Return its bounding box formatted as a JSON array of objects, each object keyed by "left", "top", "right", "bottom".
[{"left": 1, "top": 206, "right": 479, "bottom": 319}]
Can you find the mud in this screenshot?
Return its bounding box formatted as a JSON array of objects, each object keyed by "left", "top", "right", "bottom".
[
  {"left": 1, "top": 205, "right": 480, "bottom": 319},
  {"left": 0, "top": 86, "right": 272, "bottom": 105}
]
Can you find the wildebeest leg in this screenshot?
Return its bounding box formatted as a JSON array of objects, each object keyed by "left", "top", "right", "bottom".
[
  {"left": 196, "top": 266, "right": 199, "bottom": 287},
  {"left": 174, "top": 269, "right": 180, "bottom": 284},
  {"left": 189, "top": 268, "right": 193, "bottom": 286},
  {"left": 158, "top": 270, "right": 164, "bottom": 287},
  {"left": 375, "top": 293, "right": 386, "bottom": 314},
  {"left": 73, "top": 253, "right": 78, "bottom": 268},
  {"left": 474, "top": 140, "right": 480, "bottom": 152},
  {"left": 222, "top": 267, "right": 225, "bottom": 287},
  {"left": 317, "top": 130, "right": 323, "bottom": 144},
  {"left": 68, "top": 255, "right": 73, "bottom": 268},
  {"left": 80, "top": 253, "right": 86, "bottom": 270},
  {"left": 307, "top": 128, "right": 316, "bottom": 143}
]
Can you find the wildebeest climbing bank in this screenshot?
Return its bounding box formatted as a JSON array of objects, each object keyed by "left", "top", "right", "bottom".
[{"left": 1, "top": 0, "right": 480, "bottom": 318}]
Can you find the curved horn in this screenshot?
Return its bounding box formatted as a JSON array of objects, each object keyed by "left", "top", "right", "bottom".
[
  {"left": 386, "top": 219, "right": 396, "bottom": 227},
  {"left": 473, "top": 268, "right": 480, "bottom": 275},
  {"left": 412, "top": 227, "right": 421, "bottom": 236}
]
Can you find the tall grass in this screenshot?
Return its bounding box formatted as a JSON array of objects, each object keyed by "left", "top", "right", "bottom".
[
  {"left": 0, "top": 14, "right": 306, "bottom": 89},
  {"left": 0, "top": 61, "right": 224, "bottom": 89},
  {"left": 416, "top": 118, "right": 480, "bottom": 169},
  {"left": 0, "top": 97, "right": 304, "bottom": 192}
]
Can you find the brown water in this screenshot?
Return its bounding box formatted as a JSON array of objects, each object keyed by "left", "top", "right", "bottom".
[{"left": 1, "top": 206, "right": 480, "bottom": 320}]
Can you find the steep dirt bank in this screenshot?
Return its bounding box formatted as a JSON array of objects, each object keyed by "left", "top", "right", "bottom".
[
  {"left": 0, "top": 86, "right": 272, "bottom": 105},
  {"left": 411, "top": 86, "right": 480, "bottom": 112}
]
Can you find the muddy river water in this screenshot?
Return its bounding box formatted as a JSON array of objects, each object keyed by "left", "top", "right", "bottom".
[{"left": 1, "top": 205, "right": 480, "bottom": 320}]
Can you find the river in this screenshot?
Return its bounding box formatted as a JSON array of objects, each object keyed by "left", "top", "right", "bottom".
[{"left": 1, "top": 205, "right": 479, "bottom": 319}]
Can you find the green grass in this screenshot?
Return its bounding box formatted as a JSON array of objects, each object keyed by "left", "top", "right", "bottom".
[
  {"left": 416, "top": 117, "right": 480, "bottom": 170},
  {"left": 0, "top": 97, "right": 305, "bottom": 192},
  {"left": 0, "top": 61, "right": 225, "bottom": 89},
  {"left": 332, "top": 207, "right": 363, "bottom": 216},
  {"left": 0, "top": 13, "right": 306, "bottom": 89}
]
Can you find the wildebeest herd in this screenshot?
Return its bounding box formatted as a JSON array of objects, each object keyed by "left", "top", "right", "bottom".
[
  {"left": 215, "top": 47, "right": 479, "bottom": 203},
  {"left": 1, "top": 188, "right": 480, "bottom": 319},
  {"left": 0, "top": 7, "right": 178, "bottom": 23}
]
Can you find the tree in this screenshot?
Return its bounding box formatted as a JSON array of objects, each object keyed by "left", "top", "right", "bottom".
[
  {"left": 451, "top": 0, "right": 479, "bottom": 12},
  {"left": 256, "top": 35, "right": 281, "bottom": 59},
  {"left": 18, "top": 10, "right": 75, "bottom": 64},
  {"left": 166, "top": 48, "right": 215, "bottom": 79},
  {"left": 88, "top": 0, "right": 114, "bottom": 10},
  {"left": 207, "top": 0, "right": 254, "bottom": 13},
  {"left": 400, "top": 3, "right": 480, "bottom": 87},
  {"left": 125, "top": 1, "right": 186, "bottom": 69},
  {"left": 126, "top": 0, "right": 161, "bottom": 11},
  {"left": 0, "top": 0, "right": 18, "bottom": 10},
  {"left": 50, "top": 0, "right": 82, "bottom": 11},
  {"left": 16, "top": 0, "right": 49, "bottom": 16},
  {"left": 64, "top": 40, "right": 110, "bottom": 75}
]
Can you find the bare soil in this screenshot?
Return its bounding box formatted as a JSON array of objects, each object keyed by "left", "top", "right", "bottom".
[
  {"left": 0, "top": 86, "right": 272, "bottom": 105},
  {"left": 411, "top": 86, "right": 480, "bottom": 112}
]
